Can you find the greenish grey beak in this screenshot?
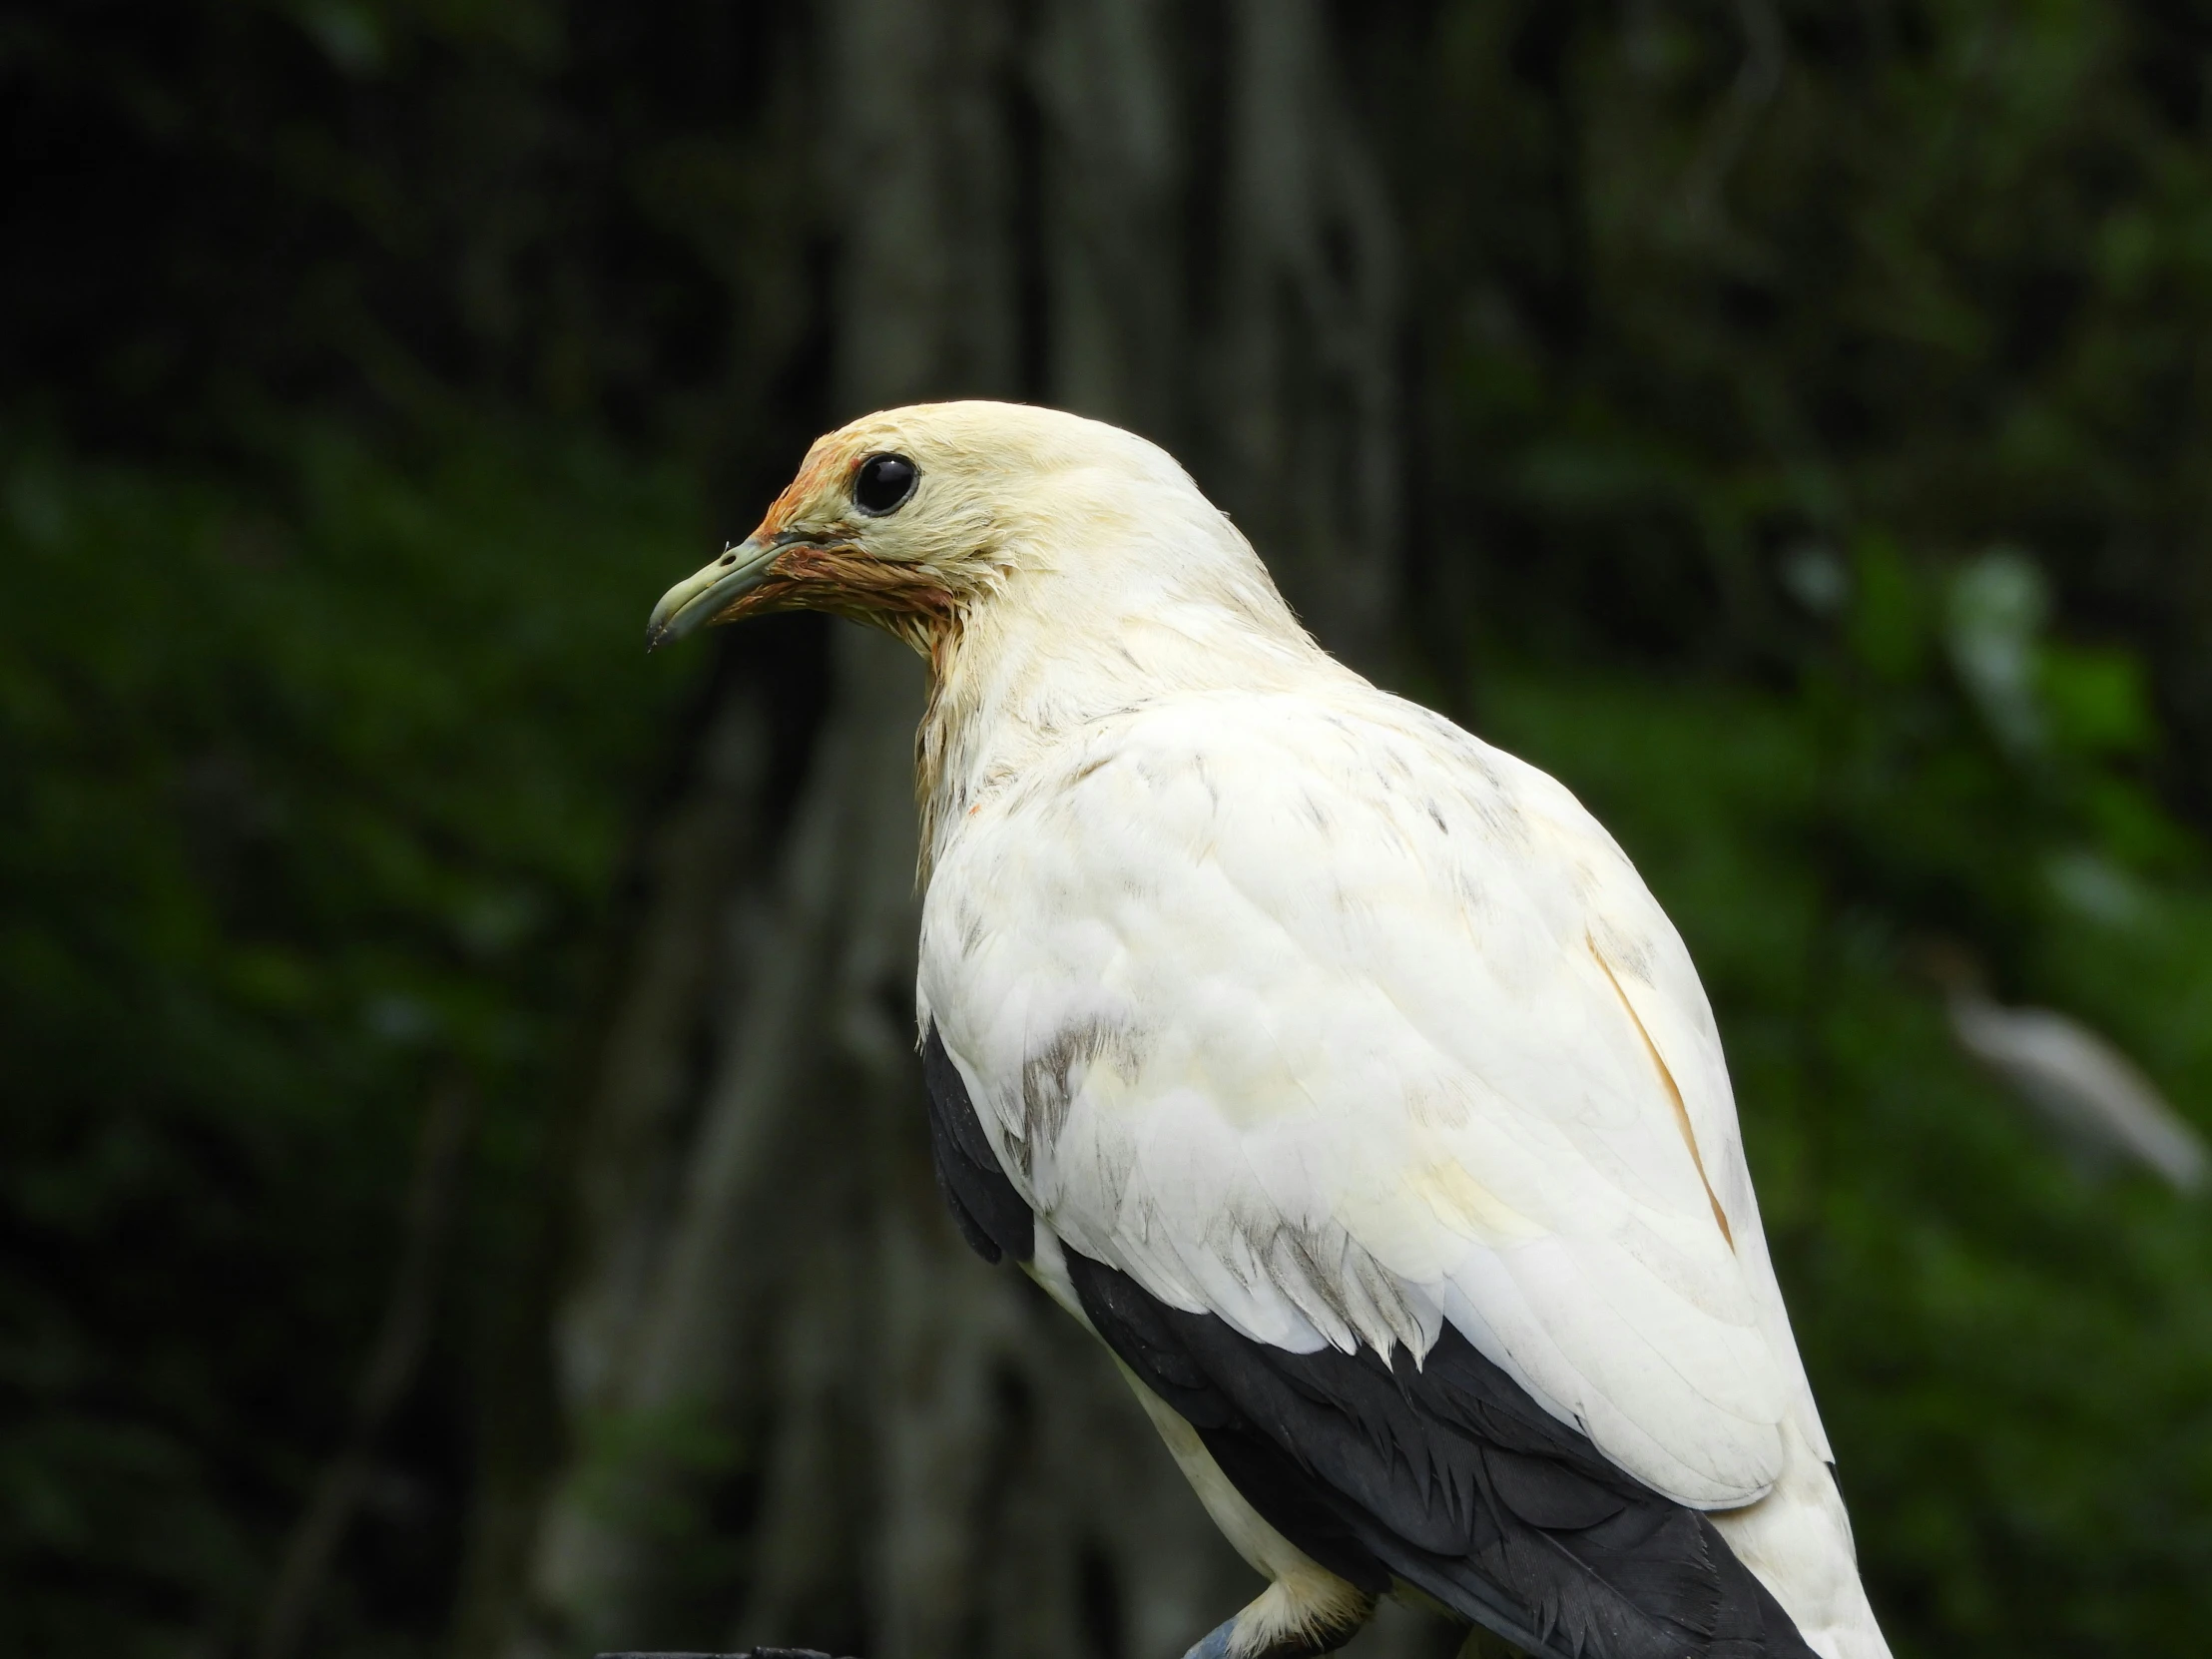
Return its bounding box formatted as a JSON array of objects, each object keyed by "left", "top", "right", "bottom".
[{"left": 646, "top": 537, "right": 780, "bottom": 652}]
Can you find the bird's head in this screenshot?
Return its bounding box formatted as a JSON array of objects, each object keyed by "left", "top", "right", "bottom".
[{"left": 646, "top": 400, "right": 1287, "bottom": 661}]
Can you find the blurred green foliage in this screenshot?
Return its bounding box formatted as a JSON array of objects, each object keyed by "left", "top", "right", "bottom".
[
  {"left": 1411, "top": 0, "right": 2212, "bottom": 784},
  {"left": 6, "top": 1, "right": 2212, "bottom": 1658},
  {"left": 3, "top": 2, "right": 813, "bottom": 1645},
  {"left": 0, "top": 422, "right": 705, "bottom": 1656}
]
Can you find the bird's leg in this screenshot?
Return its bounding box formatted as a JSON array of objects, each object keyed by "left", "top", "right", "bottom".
[{"left": 1180, "top": 1571, "right": 1375, "bottom": 1659}]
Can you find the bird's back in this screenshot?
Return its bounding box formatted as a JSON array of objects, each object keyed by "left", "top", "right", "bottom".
[{"left": 916, "top": 683, "right": 1887, "bottom": 1657}]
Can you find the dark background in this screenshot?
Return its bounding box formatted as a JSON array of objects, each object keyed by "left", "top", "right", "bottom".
[{"left": 6, "top": 2, "right": 2212, "bottom": 1657}]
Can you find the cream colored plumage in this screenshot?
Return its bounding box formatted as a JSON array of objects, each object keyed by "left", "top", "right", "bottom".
[{"left": 649, "top": 401, "right": 1893, "bottom": 1659}]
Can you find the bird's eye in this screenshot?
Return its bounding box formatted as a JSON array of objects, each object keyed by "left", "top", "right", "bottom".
[{"left": 853, "top": 452, "right": 919, "bottom": 516}]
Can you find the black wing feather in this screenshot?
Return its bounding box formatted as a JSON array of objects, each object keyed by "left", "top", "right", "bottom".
[
  {"left": 920, "top": 1023, "right": 1033, "bottom": 1263},
  {"left": 1064, "top": 1250, "right": 1815, "bottom": 1659}
]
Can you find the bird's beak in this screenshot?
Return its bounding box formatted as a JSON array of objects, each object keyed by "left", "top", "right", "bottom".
[{"left": 646, "top": 537, "right": 783, "bottom": 652}]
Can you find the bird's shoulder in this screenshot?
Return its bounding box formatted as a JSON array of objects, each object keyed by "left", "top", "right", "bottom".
[
  {"left": 958, "top": 681, "right": 1624, "bottom": 874},
  {"left": 930, "top": 683, "right": 1684, "bottom": 1022}
]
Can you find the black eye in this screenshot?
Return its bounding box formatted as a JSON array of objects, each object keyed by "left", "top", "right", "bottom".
[{"left": 853, "top": 452, "right": 919, "bottom": 515}]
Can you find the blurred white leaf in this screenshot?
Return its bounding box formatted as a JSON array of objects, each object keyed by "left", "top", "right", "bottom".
[
  {"left": 1941, "top": 975, "right": 2206, "bottom": 1193},
  {"left": 1947, "top": 549, "right": 2047, "bottom": 757},
  {"left": 1780, "top": 541, "right": 1849, "bottom": 616},
  {"left": 2045, "top": 849, "right": 2152, "bottom": 930}
]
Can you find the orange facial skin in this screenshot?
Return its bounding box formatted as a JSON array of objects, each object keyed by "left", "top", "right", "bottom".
[{"left": 709, "top": 441, "right": 957, "bottom": 649}]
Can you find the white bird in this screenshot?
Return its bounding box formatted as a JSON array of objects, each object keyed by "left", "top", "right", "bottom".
[{"left": 649, "top": 403, "right": 1893, "bottom": 1659}]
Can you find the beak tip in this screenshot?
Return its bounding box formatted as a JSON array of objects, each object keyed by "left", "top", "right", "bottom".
[{"left": 648, "top": 537, "right": 772, "bottom": 656}]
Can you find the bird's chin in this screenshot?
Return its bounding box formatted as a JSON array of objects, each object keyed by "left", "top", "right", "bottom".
[{"left": 705, "top": 583, "right": 806, "bottom": 627}]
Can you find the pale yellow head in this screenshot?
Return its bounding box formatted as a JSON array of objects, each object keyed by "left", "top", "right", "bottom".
[{"left": 646, "top": 399, "right": 1292, "bottom": 662}]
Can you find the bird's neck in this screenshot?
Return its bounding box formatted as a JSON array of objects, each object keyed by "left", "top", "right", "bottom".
[{"left": 911, "top": 556, "right": 1334, "bottom": 881}]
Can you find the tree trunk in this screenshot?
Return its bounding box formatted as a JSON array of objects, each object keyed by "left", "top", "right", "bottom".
[{"left": 470, "top": 3, "right": 1435, "bottom": 1656}]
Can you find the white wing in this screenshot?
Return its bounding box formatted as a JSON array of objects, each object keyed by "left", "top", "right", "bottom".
[{"left": 918, "top": 687, "right": 1828, "bottom": 1509}]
